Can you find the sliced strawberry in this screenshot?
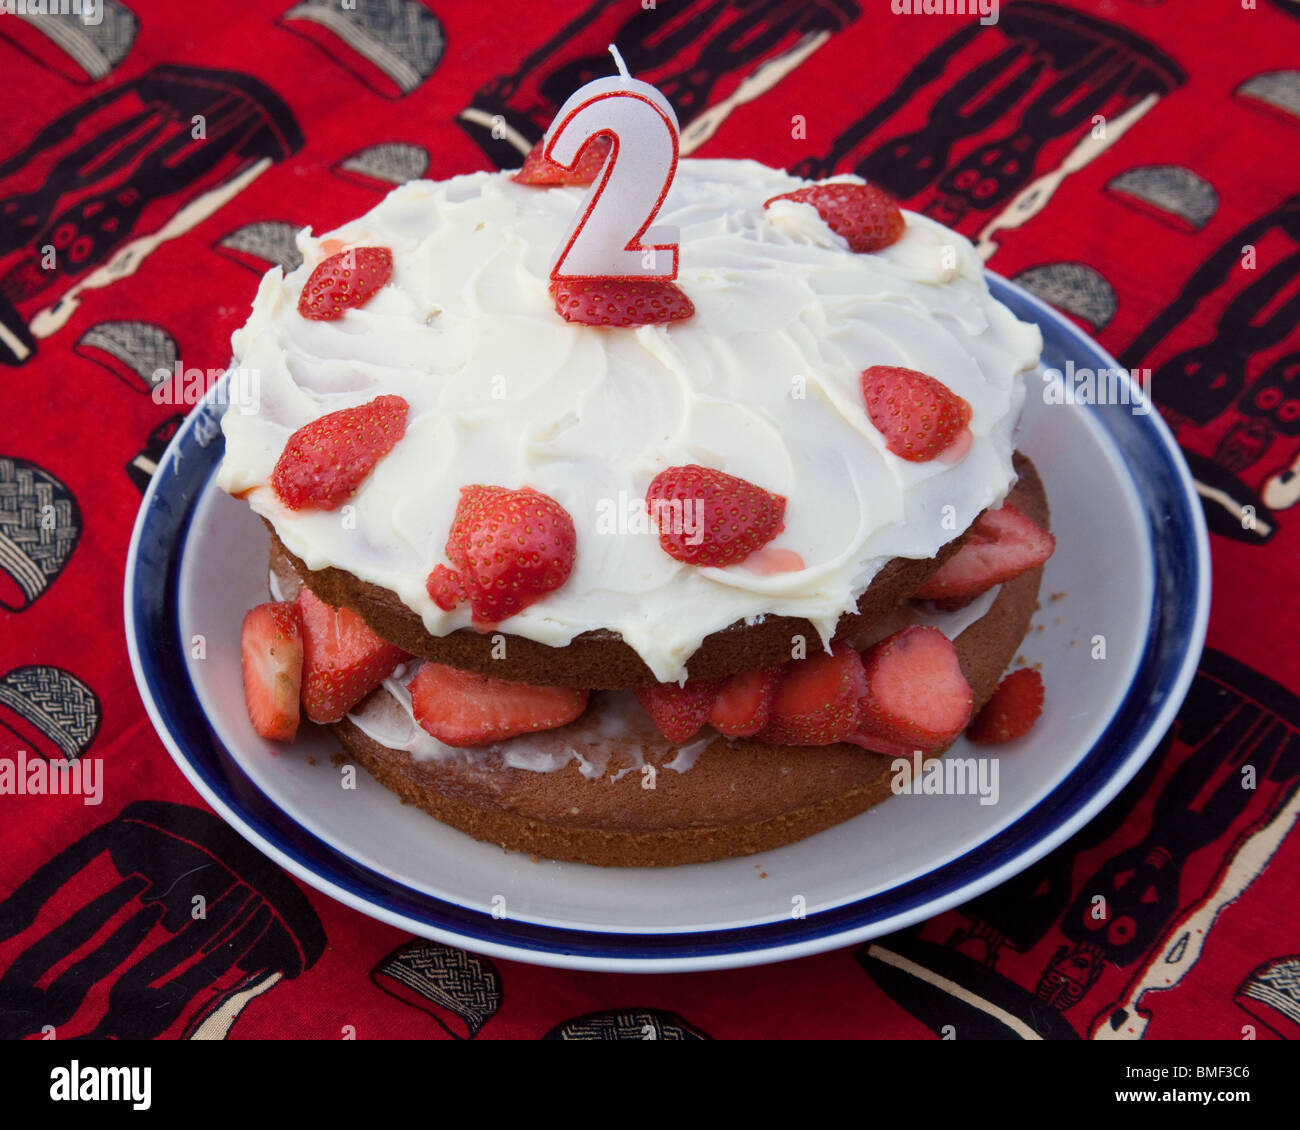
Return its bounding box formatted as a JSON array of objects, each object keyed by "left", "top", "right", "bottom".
[
  {"left": 844, "top": 731, "right": 923, "bottom": 758},
  {"left": 425, "top": 564, "right": 466, "bottom": 612},
  {"left": 409, "top": 662, "right": 588, "bottom": 748},
  {"left": 912, "top": 503, "right": 1055, "bottom": 602},
  {"left": 708, "top": 667, "right": 780, "bottom": 738},
  {"left": 240, "top": 602, "right": 304, "bottom": 742},
  {"left": 645, "top": 464, "right": 786, "bottom": 568},
  {"left": 513, "top": 134, "right": 613, "bottom": 186},
  {"left": 968, "top": 668, "right": 1044, "bottom": 744},
  {"left": 271, "top": 394, "right": 408, "bottom": 511},
  {"left": 856, "top": 626, "right": 972, "bottom": 753},
  {"left": 550, "top": 277, "right": 694, "bottom": 327},
  {"left": 298, "top": 246, "right": 393, "bottom": 321},
  {"left": 297, "top": 587, "right": 407, "bottom": 723},
  {"left": 764, "top": 182, "right": 904, "bottom": 252},
  {"left": 860, "top": 365, "right": 972, "bottom": 462},
  {"left": 430, "top": 484, "right": 576, "bottom": 624},
  {"left": 635, "top": 679, "right": 723, "bottom": 744},
  {"left": 758, "top": 643, "right": 867, "bottom": 747}
]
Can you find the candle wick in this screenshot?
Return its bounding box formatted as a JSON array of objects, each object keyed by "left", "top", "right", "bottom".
[{"left": 607, "top": 43, "right": 631, "bottom": 83}]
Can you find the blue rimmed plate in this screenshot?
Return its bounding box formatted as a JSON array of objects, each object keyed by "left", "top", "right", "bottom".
[{"left": 124, "top": 275, "right": 1209, "bottom": 972}]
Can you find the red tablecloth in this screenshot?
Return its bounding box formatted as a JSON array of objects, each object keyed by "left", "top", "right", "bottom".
[{"left": 2, "top": 0, "right": 1298, "bottom": 1040}]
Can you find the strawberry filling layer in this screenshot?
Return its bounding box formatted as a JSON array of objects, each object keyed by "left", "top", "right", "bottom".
[
  {"left": 344, "top": 582, "right": 1010, "bottom": 762},
  {"left": 248, "top": 502, "right": 1051, "bottom": 759}
]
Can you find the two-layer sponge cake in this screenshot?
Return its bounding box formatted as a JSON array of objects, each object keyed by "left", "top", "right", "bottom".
[{"left": 220, "top": 156, "right": 1053, "bottom": 866}]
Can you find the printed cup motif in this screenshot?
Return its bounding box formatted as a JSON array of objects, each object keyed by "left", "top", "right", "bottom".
[
  {"left": 0, "top": 64, "right": 302, "bottom": 364},
  {"left": 370, "top": 939, "right": 503, "bottom": 1039},
  {"left": 0, "top": 0, "right": 137, "bottom": 84},
  {"left": 0, "top": 665, "right": 100, "bottom": 762},
  {"left": 279, "top": 0, "right": 446, "bottom": 100},
  {"left": 793, "top": 2, "right": 1185, "bottom": 242},
  {"left": 0, "top": 456, "right": 80, "bottom": 611},
  {"left": 458, "top": 0, "right": 860, "bottom": 165},
  {"left": 543, "top": 1008, "right": 711, "bottom": 1041},
  {"left": 0, "top": 801, "right": 325, "bottom": 1040}
]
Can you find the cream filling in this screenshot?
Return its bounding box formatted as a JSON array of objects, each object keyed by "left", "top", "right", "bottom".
[
  {"left": 345, "top": 588, "right": 1000, "bottom": 778},
  {"left": 220, "top": 158, "right": 1041, "bottom": 682}
]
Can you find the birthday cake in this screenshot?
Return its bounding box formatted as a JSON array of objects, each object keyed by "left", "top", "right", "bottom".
[{"left": 219, "top": 133, "right": 1054, "bottom": 866}]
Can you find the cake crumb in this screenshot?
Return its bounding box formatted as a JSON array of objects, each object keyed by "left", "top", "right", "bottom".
[
  {"left": 330, "top": 754, "right": 347, "bottom": 768},
  {"left": 530, "top": 854, "right": 539, "bottom": 864},
  {"left": 1050, "top": 592, "right": 1067, "bottom": 602},
  {"left": 1035, "top": 624, "right": 1045, "bottom": 632},
  {"left": 1032, "top": 661, "right": 1043, "bottom": 671},
  {"left": 1054, "top": 617, "right": 1061, "bottom": 625},
  {"left": 307, "top": 756, "right": 316, "bottom": 766},
  {"left": 759, "top": 871, "right": 767, "bottom": 879},
  {"left": 1069, "top": 639, "right": 1077, "bottom": 647},
  {"left": 1014, "top": 653, "right": 1026, "bottom": 666}
]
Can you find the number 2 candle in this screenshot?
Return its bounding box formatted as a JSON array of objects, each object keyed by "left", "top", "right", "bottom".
[{"left": 543, "top": 46, "right": 682, "bottom": 281}]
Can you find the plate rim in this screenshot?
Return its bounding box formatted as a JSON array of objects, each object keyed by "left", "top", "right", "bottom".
[{"left": 123, "top": 274, "right": 1211, "bottom": 972}]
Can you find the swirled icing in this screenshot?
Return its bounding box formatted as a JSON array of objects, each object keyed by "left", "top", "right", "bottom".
[{"left": 218, "top": 159, "right": 1041, "bottom": 682}]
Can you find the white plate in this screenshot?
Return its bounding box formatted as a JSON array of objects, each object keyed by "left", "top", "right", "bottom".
[{"left": 125, "top": 277, "right": 1210, "bottom": 970}]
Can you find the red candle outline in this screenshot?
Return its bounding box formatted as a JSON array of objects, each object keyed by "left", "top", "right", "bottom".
[{"left": 543, "top": 87, "right": 680, "bottom": 282}]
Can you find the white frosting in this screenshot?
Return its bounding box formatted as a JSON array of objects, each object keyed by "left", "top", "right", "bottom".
[
  {"left": 348, "top": 673, "right": 660, "bottom": 780},
  {"left": 845, "top": 584, "right": 1002, "bottom": 652},
  {"left": 346, "top": 593, "right": 1000, "bottom": 778},
  {"left": 912, "top": 585, "right": 1001, "bottom": 637},
  {"left": 219, "top": 158, "right": 1041, "bottom": 682}
]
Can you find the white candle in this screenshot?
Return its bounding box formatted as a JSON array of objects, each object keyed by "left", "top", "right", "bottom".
[{"left": 544, "top": 46, "right": 681, "bottom": 281}]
